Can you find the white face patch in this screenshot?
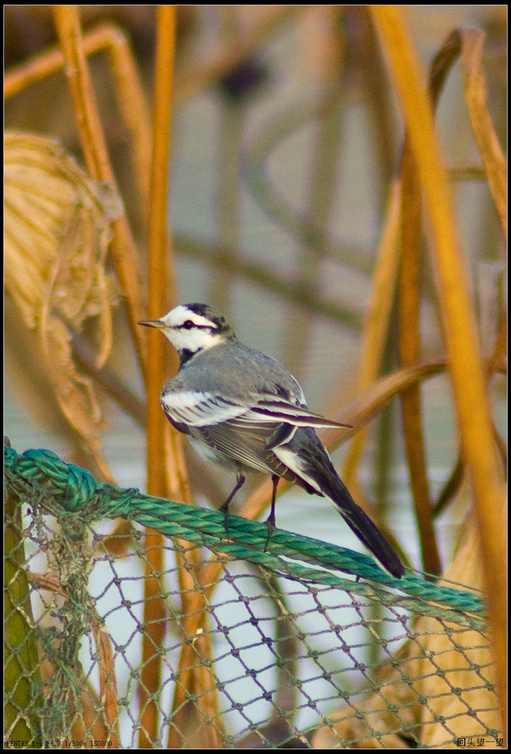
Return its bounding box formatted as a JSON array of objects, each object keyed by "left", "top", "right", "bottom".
[
  {"left": 162, "top": 305, "right": 219, "bottom": 331},
  {"left": 162, "top": 325, "right": 217, "bottom": 353},
  {"left": 157, "top": 305, "right": 223, "bottom": 353}
]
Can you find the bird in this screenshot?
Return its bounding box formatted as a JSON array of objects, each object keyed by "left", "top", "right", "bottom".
[{"left": 139, "top": 303, "right": 405, "bottom": 578}]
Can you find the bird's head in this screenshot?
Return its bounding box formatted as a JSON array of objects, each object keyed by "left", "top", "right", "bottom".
[{"left": 139, "top": 303, "right": 236, "bottom": 364}]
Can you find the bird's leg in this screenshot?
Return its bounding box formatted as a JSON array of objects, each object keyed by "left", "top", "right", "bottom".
[
  {"left": 219, "top": 468, "right": 246, "bottom": 537},
  {"left": 264, "top": 475, "right": 280, "bottom": 551}
]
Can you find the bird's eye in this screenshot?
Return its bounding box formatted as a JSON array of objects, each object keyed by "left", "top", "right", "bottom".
[{"left": 182, "top": 320, "right": 194, "bottom": 330}]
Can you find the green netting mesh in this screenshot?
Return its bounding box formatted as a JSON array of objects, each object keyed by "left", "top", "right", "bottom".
[{"left": 4, "top": 446, "right": 502, "bottom": 749}]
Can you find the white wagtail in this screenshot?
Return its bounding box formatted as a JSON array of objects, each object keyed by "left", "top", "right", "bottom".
[{"left": 139, "top": 303, "right": 404, "bottom": 578}]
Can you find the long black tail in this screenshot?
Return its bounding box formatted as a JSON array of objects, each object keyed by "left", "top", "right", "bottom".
[{"left": 288, "top": 429, "right": 405, "bottom": 578}]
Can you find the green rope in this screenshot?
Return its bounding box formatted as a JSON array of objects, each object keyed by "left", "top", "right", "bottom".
[{"left": 4, "top": 446, "right": 486, "bottom": 628}]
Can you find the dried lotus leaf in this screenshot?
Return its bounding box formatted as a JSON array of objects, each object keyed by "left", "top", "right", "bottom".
[
  {"left": 4, "top": 131, "right": 124, "bottom": 467},
  {"left": 5, "top": 131, "right": 122, "bottom": 333}
]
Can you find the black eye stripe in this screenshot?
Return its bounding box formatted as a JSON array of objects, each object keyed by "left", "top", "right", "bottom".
[{"left": 178, "top": 320, "right": 215, "bottom": 331}]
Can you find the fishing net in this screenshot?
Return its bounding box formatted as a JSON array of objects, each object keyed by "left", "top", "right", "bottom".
[{"left": 4, "top": 446, "right": 502, "bottom": 749}]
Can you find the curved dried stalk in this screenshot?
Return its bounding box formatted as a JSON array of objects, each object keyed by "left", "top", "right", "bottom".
[
  {"left": 5, "top": 22, "right": 152, "bottom": 216},
  {"left": 459, "top": 28, "right": 507, "bottom": 241},
  {"left": 53, "top": 6, "right": 148, "bottom": 376},
  {"left": 370, "top": 4, "right": 506, "bottom": 736},
  {"left": 342, "top": 181, "right": 401, "bottom": 503}
]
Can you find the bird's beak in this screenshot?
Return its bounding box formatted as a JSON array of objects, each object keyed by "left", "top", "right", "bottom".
[{"left": 138, "top": 319, "right": 165, "bottom": 329}]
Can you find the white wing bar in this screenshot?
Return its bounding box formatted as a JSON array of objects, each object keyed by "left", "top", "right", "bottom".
[{"left": 161, "top": 390, "right": 350, "bottom": 430}]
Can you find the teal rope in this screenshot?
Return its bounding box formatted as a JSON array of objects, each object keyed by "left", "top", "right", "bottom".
[{"left": 4, "top": 446, "right": 486, "bottom": 627}]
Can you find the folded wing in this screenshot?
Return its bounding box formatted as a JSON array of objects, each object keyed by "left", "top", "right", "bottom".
[{"left": 161, "top": 390, "right": 351, "bottom": 430}]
